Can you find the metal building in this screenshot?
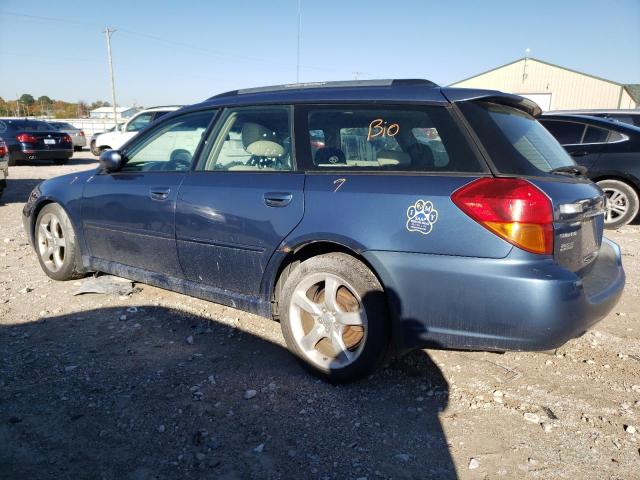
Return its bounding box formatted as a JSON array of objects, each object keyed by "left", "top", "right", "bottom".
[{"left": 450, "top": 57, "right": 639, "bottom": 112}]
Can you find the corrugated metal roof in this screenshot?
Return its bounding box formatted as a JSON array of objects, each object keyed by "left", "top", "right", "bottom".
[{"left": 452, "top": 57, "right": 635, "bottom": 89}]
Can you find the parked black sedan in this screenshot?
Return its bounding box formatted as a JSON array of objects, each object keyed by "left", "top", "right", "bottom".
[
  {"left": 0, "top": 119, "right": 73, "bottom": 166},
  {"left": 540, "top": 114, "right": 640, "bottom": 228}
]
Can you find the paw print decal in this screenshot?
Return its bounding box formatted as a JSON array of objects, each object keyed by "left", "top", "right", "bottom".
[{"left": 406, "top": 199, "right": 438, "bottom": 235}]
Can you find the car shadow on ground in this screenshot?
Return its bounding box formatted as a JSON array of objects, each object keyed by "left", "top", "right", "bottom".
[{"left": 0, "top": 305, "right": 456, "bottom": 479}]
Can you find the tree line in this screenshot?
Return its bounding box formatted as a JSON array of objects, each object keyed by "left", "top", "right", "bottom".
[{"left": 0, "top": 94, "right": 113, "bottom": 118}]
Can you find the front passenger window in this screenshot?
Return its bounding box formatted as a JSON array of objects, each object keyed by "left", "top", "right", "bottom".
[{"left": 121, "top": 111, "right": 215, "bottom": 172}]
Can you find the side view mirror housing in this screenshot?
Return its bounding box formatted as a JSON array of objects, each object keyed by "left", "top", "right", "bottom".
[{"left": 99, "top": 149, "right": 124, "bottom": 173}]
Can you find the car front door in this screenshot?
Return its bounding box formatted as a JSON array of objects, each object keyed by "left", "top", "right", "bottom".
[
  {"left": 82, "top": 110, "right": 216, "bottom": 277},
  {"left": 175, "top": 105, "right": 304, "bottom": 299}
]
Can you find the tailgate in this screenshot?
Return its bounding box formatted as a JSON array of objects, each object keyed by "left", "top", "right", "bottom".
[{"left": 531, "top": 178, "right": 606, "bottom": 273}]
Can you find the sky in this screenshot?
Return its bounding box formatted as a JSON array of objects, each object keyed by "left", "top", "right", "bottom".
[{"left": 1, "top": 0, "right": 639, "bottom": 107}]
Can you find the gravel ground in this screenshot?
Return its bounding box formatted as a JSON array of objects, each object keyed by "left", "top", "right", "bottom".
[{"left": 1, "top": 151, "right": 639, "bottom": 480}]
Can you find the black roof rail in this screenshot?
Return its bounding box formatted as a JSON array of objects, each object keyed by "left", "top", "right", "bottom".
[{"left": 208, "top": 79, "right": 438, "bottom": 100}]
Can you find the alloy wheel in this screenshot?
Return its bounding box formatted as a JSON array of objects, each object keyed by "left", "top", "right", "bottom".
[
  {"left": 37, "top": 213, "right": 66, "bottom": 272},
  {"left": 603, "top": 187, "right": 629, "bottom": 224},
  {"left": 289, "top": 272, "right": 367, "bottom": 370}
]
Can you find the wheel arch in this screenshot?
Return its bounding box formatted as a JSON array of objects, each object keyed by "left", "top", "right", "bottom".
[{"left": 267, "top": 239, "right": 386, "bottom": 317}]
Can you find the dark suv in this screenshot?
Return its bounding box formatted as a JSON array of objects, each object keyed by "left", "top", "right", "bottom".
[
  {"left": 22, "top": 80, "right": 625, "bottom": 382},
  {"left": 540, "top": 114, "right": 640, "bottom": 228},
  {"left": 0, "top": 119, "right": 73, "bottom": 166}
]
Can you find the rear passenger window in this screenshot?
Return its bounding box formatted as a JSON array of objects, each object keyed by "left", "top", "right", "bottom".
[
  {"left": 540, "top": 120, "right": 584, "bottom": 145},
  {"left": 301, "top": 106, "right": 482, "bottom": 172},
  {"left": 200, "top": 106, "right": 293, "bottom": 171},
  {"left": 583, "top": 126, "right": 609, "bottom": 144}
]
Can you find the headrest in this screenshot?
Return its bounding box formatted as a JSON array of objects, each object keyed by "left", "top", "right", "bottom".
[
  {"left": 170, "top": 148, "right": 192, "bottom": 163},
  {"left": 314, "top": 147, "right": 346, "bottom": 165},
  {"left": 241, "top": 122, "right": 284, "bottom": 157},
  {"left": 377, "top": 149, "right": 411, "bottom": 166}
]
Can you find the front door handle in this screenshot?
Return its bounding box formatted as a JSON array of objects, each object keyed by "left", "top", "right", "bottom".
[
  {"left": 150, "top": 188, "right": 171, "bottom": 201},
  {"left": 264, "top": 192, "right": 293, "bottom": 207}
]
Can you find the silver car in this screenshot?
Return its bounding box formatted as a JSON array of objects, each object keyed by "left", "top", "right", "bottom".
[{"left": 48, "top": 122, "right": 87, "bottom": 151}]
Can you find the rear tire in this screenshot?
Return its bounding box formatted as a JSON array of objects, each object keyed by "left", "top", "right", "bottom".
[
  {"left": 279, "top": 253, "right": 389, "bottom": 383},
  {"left": 597, "top": 179, "right": 639, "bottom": 229},
  {"left": 35, "top": 203, "right": 84, "bottom": 281},
  {"left": 73, "top": 146, "right": 82, "bottom": 152}
]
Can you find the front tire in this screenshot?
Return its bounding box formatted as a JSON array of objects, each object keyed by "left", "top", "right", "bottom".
[
  {"left": 598, "top": 179, "right": 639, "bottom": 229},
  {"left": 35, "top": 203, "right": 84, "bottom": 281},
  {"left": 279, "top": 253, "right": 389, "bottom": 383}
]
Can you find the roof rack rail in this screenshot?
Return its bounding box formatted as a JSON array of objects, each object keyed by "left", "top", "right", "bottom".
[
  {"left": 209, "top": 79, "right": 438, "bottom": 100},
  {"left": 144, "top": 105, "right": 183, "bottom": 109}
]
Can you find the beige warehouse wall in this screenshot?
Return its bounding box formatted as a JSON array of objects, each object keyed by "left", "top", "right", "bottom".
[{"left": 451, "top": 59, "right": 637, "bottom": 110}]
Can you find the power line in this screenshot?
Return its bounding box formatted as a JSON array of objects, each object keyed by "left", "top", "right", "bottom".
[{"left": 0, "top": 10, "right": 373, "bottom": 77}]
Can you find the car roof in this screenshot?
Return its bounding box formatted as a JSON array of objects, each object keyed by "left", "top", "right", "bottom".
[
  {"left": 176, "top": 79, "right": 542, "bottom": 117},
  {"left": 540, "top": 114, "right": 640, "bottom": 133}
]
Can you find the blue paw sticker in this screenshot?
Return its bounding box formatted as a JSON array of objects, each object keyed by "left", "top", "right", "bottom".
[{"left": 406, "top": 199, "right": 438, "bottom": 235}]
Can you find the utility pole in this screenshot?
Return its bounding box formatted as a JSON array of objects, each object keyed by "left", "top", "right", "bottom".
[
  {"left": 296, "top": 0, "right": 301, "bottom": 83},
  {"left": 104, "top": 27, "right": 118, "bottom": 127}
]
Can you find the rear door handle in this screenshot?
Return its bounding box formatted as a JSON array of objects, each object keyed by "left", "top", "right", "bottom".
[
  {"left": 264, "top": 192, "right": 293, "bottom": 207},
  {"left": 150, "top": 187, "right": 171, "bottom": 201}
]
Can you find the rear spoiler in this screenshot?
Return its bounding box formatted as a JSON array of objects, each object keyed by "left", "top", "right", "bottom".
[{"left": 441, "top": 88, "right": 542, "bottom": 117}]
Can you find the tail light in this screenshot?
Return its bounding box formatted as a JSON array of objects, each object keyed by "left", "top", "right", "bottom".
[
  {"left": 0, "top": 141, "right": 6, "bottom": 157},
  {"left": 61, "top": 134, "right": 72, "bottom": 143},
  {"left": 451, "top": 177, "right": 554, "bottom": 255},
  {"left": 16, "top": 133, "right": 38, "bottom": 143},
  {"left": 79, "top": 130, "right": 85, "bottom": 137}
]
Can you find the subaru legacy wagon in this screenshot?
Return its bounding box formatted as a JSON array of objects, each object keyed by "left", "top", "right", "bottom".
[{"left": 23, "top": 80, "right": 625, "bottom": 382}]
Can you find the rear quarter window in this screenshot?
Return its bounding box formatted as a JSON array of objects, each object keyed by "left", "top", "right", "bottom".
[
  {"left": 299, "top": 105, "right": 483, "bottom": 173},
  {"left": 460, "top": 102, "right": 576, "bottom": 177}
]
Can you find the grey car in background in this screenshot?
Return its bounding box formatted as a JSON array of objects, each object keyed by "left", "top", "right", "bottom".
[{"left": 48, "top": 122, "right": 87, "bottom": 151}]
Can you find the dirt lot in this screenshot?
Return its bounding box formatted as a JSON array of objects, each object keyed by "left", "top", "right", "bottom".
[{"left": 0, "top": 151, "right": 639, "bottom": 480}]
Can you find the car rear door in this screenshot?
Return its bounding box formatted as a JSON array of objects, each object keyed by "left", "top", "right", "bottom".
[
  {"left": 82, "top": 110, "right": 216, "bottom": 277},
  {"left": 175, "top": 105, "right": 304, "bottom": 297}
]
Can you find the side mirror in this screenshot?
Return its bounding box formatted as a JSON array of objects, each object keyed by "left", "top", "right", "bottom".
[{"left": 99, "top": 149, "right": 124, "bottom": 172}]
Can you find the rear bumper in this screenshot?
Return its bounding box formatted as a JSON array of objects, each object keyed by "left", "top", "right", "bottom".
[
  {"left": 12, "top": 149, "right": 73, "bottom": 161},
  {"left": 363, "top": 238, "right": 625, "bottom": 352}
]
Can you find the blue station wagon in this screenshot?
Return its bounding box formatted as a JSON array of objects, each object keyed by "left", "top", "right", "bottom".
[{"left": 23, "top": 80, "right": 625, "bottom": 382}]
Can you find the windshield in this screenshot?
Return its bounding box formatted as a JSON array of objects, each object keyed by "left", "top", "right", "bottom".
[{"left": 459, "top": 101, "right": 575, "bottom": 176}]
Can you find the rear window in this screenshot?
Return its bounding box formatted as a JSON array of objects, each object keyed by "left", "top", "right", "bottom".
[
  {"left": 5, "top": 120, "right": 54, "bottom": 132},
  {"left": 459, "top": 102, "right": 575, "bottom": 176},
  {"left": 301, "top": 106, "right": 483, "bottom": 173}
]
